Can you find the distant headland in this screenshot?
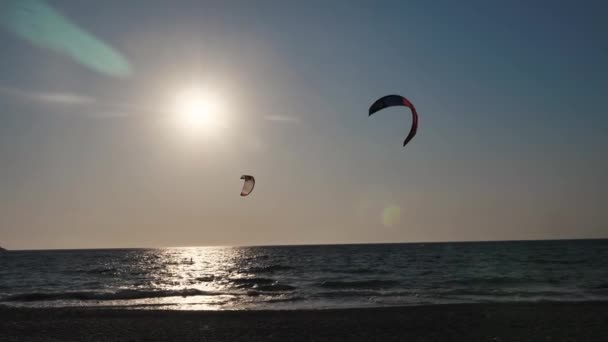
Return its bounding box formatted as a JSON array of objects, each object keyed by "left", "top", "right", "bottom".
[{"left": 0, "top": 246, "right": 7, "bottom": 252}]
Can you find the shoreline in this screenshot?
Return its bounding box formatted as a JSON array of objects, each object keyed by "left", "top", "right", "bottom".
[
  {"left": 2, "top": 301, "right": 607, "bottom": 341},
  {"left": 2, "top": 299, "right": 608, "bottom": 312}
]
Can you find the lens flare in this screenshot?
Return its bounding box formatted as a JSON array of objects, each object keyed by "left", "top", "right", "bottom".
[
  {"left": 382, "top": 205, "right": 401, "bottom": 227},
  {"left": 1, "top": 0, "right": 131, "bottom": 77}
]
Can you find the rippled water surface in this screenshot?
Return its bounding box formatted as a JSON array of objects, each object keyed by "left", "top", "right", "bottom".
[{"left": 1, "top": 240, "right": 607, "bottom": 310}]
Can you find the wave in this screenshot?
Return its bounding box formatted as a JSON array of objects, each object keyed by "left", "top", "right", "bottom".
[
  {"left": 230, "top": 278, "right": 296, "bottom": 292},
  {"left": 318, "top": 280, "right": 400, "bottom": 290},
  {"left": 587, "top": 283, "right": 608, "bottom": 290},
  {"left": 266, "top": 295, "right": 304, "bottom": 303},
  {"left": 321, "top": 268, "right": 390, "bottom": 275},
  {"left": 347, "top": 268, "right": 379, "bottom": 274},
  {"left": 527, "top": 258, "right": 588, "bottom": 265},
  {"left": 194, "top": 275, "right": 215, "bottom": 282},
  {"left": 432, "top": 288, "right": 584, "bottom": 298},
  {"left": 1, "top": 288, "right": 220, "bottom": 302},
  {"left": 230, "top": 278, "right": 275, "bottom": 288},
  {"left": 256, "top": 284, "right": 296, "bottom": 292},
  {"left": 244, "top": 255, "right": 270, "bottom": 262},
  {"left": 443, "top": 276, "right": 530, "bottom": 287},
  {"left": 247, "top": 265, "right": 294, "bottom": 273},
  {"left": 316, "top": 290, "right": 380, "bottom": 298},
  {"left": 230, "top": 278, "right": 276, "bottom": 289},
  {"left": 313, "top": 290, "right": 424, "bottom": 302},
  {"left": 65, "top": 267, "right": 118, "bottom": 275}
]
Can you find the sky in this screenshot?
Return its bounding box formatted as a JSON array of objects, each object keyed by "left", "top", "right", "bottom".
[{"left": 0, "top": 0, "right": 607, "bottom": 250}]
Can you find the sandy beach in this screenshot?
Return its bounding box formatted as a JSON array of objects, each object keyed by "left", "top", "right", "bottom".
[{"left": 1, "top": 302, "right": 607, "bottom": 342}]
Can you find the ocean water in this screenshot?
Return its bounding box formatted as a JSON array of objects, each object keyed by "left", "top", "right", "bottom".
[{"left": 0, "top": 240, "right": 607, "bottom": 310}]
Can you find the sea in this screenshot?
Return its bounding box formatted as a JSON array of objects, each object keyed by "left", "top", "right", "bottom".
[{"left": 1, "top": 240, "right": 607, "bottom": 310}]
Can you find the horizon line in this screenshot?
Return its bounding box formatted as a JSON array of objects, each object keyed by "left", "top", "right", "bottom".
[{"left": 3, "top": 237, "right": 607, "bottom": 252}]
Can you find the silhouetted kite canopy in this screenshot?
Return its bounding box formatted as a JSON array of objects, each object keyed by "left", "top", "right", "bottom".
[
  {"left": 240, "top": 175, "right": 255, "bottom": 197},
  {"left": 369, "top": 95, "right": 419, "bottom": 147}
]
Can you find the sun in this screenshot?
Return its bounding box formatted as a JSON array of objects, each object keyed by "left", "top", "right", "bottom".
[{"left": 173, "top": 87, "right": 225, "bottom": 136}]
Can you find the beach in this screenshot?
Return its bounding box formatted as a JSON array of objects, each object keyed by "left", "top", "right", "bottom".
[{"left": 1, "top": 302, "right": 607, "bottom": 342}]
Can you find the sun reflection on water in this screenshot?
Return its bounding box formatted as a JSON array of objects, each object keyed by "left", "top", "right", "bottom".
[{"left": 105, "top": 247, "right": 298, "bottom": 310}]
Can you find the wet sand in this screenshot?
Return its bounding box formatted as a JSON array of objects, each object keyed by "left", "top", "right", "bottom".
[{"left": 1, "top": 302, "right": 607, "bottom": 342}]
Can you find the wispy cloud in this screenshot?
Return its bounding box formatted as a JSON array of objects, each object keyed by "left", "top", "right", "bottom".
[
  {"left": 0, "top": 85, "right": 95, "bottom": 106},
  {"left": 35, "top": 92, "right": 96, "bottom": 105},
  {"left": 0, "top": 84, "right": 147, "bottom": 119},
  {"left": 263, "top": 115, "right": 301, "bottom": 124}
]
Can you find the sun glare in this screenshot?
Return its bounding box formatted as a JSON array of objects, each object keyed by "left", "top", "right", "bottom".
[{"left": 174, "top": 87, "right": 226, "bottom": 136}]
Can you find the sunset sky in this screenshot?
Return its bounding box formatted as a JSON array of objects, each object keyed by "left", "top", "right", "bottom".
[{"left": 1, "top": 0, "right": 606, "bottom": 249}]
